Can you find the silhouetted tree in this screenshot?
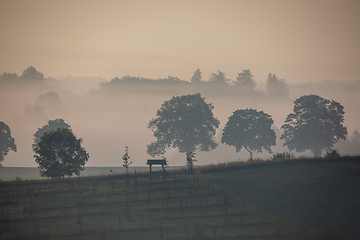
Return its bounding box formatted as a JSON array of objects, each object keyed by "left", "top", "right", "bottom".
[
  {"left": 324, "top": 148, "right": 340, "bottom": 158},
  {"left": 190, "top": 69, "right": 202, "bottom": 83},
  {"left": 34, "top": 128, "right": 89, "bottom": 179},
  {"left": 221, "top": 109, "right": 276, "bottom": 159},
  {"left": 0, "top": 121, "right": 17, "bottom": 166},
  {"left": 24, "top": 92, "right": 61, "bottom": 121},
  {"left": 348, "top": 130, "right": 360, "bottom": 153},
  {"left": 122, "top": 146, "right": 132, "bottom": 174},
  {"left": 147, "top": 93, "right": 219, "bottom": 170},
  {"left": 235, "top": 69, "right": 256, "bottom": 90},
  {"left": 164, "top": 76, "right": 182, "bottom": 82},
  {"left": 281, "top": 94, "right": 347, "bottom": 156},
  {"left": 0, "top": 72, "right": 19, "bottom": 83},
  {"left": 33, "top": 119, "right": 71, "bottom": 152},
  {"left": 266, "top": 73, "right": 289, "bottom": 98},
  {"left": 352, "top": 130, "right": 360, "bottom": 142},
  {"left": 36, "top": 91, "right": 61, "bottom": 108},
  {"left": 209, "top": 70, "right": 229, "bottom": 84},
  {"left": 186, "top": 152, "right": 196, "bottom": 173},
  {"left": 20, "top": 66, "right": 44, "bottom": 82},
  {"left": 336, "top": 129, "right": 360, "bottom": 155}
]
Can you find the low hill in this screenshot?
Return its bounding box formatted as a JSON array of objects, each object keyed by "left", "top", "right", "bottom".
[
  {"left": 200, "top": 157, "right": 360, "bottom": 240},
  {"left": 0, "top": 157, "right": 359, "bottom": 240}
]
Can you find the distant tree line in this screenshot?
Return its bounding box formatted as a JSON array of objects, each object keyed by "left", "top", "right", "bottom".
[
  {"left": 0, "top": 66, "right": 44, "bottom": 83},
  {"left": 98, "top": 68, "right": 289, "bottom": 97},
  {"left": 1, "top": 66, "right": 289, "bottom": 98},
  {"left": 0, "top": 67, "right": 353, "bottom": 176}
]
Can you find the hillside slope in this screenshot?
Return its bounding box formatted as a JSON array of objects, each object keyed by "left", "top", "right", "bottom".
[
  {"left": 1, "top": 157, "right": 359, "bottom": 239},
  {"left": 201, "top": 157, "right": 360, "bottom": 240}
]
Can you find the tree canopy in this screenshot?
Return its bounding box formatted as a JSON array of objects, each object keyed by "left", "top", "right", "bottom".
[
  {"left": 0, "top": 72, "right": 19, "bottom": 83},
  {"left": 221, "top": 109, "right": 276, "bottom": 159},
  {"left": 0, "top": 121, "right": 17, "bottom": 165},
  {"left": 266, "top": 73, "right": 289, "bottom": 98},
  {"left": 34, "top": 128, "right": 89, "bottom": 179},
  {"left": 209, "top": 70, "right": 229, "bottom": 84},
  {"left": 147, "top": 93, "right": 219, "bottom": 166},
  {"left": 190, "top": 68, "right": 202, "bottom": 83},
  {"left": 33, "top": 119, "right": 70, "bottom": 152},
  {"left": 281, "top": 94, "right": 347, "bottom": 156},
  {"left": 21, "top": 66, "right": 44, "bottom": 82},
  {"left": 36, "top": 91, "right": 61, "bottom": 108},
  {"left": 235, "top": 69, "right": 256, "bottom": 90}
]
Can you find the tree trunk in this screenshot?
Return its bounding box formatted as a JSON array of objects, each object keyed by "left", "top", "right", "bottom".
[
  {"left": 188, "top": 160, "right": 193, "bottom": 173},
  {"left": 244, "top": 147, "right": 253, "bottom": 160},
  {"left": 187, "top": 152, "right": 193, "bottom": 173}
]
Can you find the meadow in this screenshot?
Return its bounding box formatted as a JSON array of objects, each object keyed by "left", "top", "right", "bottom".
[{"left": 1, "top": 156, "right": 359, "bottom": 240}]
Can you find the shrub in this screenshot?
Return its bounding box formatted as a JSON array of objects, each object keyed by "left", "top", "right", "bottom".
[
  {"left": 324, "top": 149, "right": 340, "bottom": 158},
  {"left": 270, "top": 152, "right": 294, "bottom": 161}
]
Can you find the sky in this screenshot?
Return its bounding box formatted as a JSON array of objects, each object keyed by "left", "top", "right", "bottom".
[
  {"left": 1, "top": 0, "right": 360, "bottom": 83},
  {"left": 1, "top": 0, "right": 360, "bottom": 169}
]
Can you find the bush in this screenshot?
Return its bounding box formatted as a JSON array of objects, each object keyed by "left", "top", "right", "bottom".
[
  {"left": 324, "top": 149, "right": 340, "bottom": 158},
  {"left": 270, "top": 152, "right": 294, "bottom": 161}
]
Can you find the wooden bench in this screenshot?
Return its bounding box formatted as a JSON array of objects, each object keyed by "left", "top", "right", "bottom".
[{"left": 146, "top": 159, "right": 166, "bottom": 172}]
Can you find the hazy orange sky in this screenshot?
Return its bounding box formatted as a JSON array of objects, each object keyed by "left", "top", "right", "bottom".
[{"left": 1, "top": 0, "right": 360, "bottom": 83}]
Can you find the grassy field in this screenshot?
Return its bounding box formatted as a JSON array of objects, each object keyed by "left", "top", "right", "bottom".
[
  {"left": 200, "top": 156, "right": 360, "bottom": 240},
  {"left": 1, "top": 156, "right": 359, "bottom": 240}
]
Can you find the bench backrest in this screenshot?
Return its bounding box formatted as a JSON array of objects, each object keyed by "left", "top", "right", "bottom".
[{"left": 146, "top": 159, "right": 166, "bottom": 165}]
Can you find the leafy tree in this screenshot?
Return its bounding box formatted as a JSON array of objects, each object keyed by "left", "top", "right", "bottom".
[
  {"left": 235, "top": 69, "right": 256, "bottom": 90},
  {"left": 147, "top": 93, "right": 219, "bottom": 169},
  {"left": 186, "top": 152, "right": 197, "bottom": 173},
  {"left": 281, "top": 94, "right": 347, "bottom": 156},
  {"left": 221, "top": 109, "right": 276, "bottom": 159},
  {"left": 20, "top": 66, "right": 44, "bottom": 82},
  {"left": 190, "top": 68, "right": 202, "bottom": 83},
  {"left": 33, "top": 119, "right": 70, "bottom": 152},
  {"left": 34, "top": 128, "right": 89, "bottom": 179},
  {"left": 0, "top": 121, "right": 17, "bottom": 166},
  {"left": 0, "top": 72, "right": 19, "bottom": 83},
  {"left": 209, "top": 70, "right": 229, "bottom": 84},
  {"left": 266, "top": 73, "right": 289, "bottom": 98}
]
